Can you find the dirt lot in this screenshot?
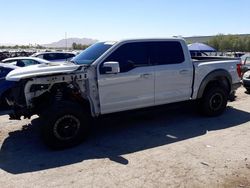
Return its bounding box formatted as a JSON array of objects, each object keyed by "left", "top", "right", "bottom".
[{"left": 0, "top": 87, "right": 250, "bottom": 188}]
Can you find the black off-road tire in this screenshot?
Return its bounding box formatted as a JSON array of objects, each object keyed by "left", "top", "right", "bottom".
[
  {"left": 40, "top": 101, "right": 91, "bottom": 150},
  {"left": 200, "top": 86, "right": 228, "bottom": 117}
]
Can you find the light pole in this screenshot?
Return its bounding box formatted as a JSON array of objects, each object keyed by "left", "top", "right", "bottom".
[{"left": 65, "top": 32, "right": 67, "bottom": 50}]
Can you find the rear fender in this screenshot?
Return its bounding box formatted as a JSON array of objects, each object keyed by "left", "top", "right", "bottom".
[{"left": 197, "top": 69, "right": 232, "bottom": 99}]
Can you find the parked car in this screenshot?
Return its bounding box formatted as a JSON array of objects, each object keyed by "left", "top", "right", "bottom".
[
  {"left": 31, "top": 52, "right": 76, "bottom": 62},
  {"left": 241, "top": 53, "right": 250, "bottom": 73},
  {"left": 242, "top": 70, "right": 250, "bottom": 92},
  {"left": 0, "top": 57, "right": 50, "bottom": 107},
  {"left": 2, "top": 56, "right": 50, "bottom": 66},
  {"left": 5, "top": 38, "right": 241, "bottom": 149}
]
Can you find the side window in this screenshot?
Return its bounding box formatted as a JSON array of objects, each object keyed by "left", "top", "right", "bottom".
[
  {"left": 16, "top": 60, "right": 25, "bottom": 67},
  {"left": 64, "top": 53, "right": 75, "bottom": 59},
  {"left": 149, "top": 41, "right": 185, "bottom": 65},
  {"left": 55, "top": 53, "right": 65, "bottom": 60},
  {"left": 28, "top": 60, "right": 40, "bottom": 65},
  {"left": 19, "top": 60, "right": 40, "bottom": 67},
  {"left": 4, "top": 60, "right": 16, "bottom": 64},
  {"left": 37, "top": 55, "right": 44, "bottom": 59},
  {"left": 101, "top": 42, "right": 149, "bottom": 73},
  {"left": 44, "top": 53, "right": 56, "bottom": 61}
]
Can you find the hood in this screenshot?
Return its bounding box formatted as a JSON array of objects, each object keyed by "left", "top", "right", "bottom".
[{"left": 6, "top": 62, "right": 81, "bottom": 81}]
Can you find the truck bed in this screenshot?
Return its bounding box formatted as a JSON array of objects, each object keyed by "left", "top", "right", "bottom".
[
  {"left": 191, "top": 57, "right": 241, "bottom": 99},
  {"left": 192, "top": 56, "right": 240, "bottom": 63}
]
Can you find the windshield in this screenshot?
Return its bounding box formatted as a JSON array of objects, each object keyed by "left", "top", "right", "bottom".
[{"left": 72, "top": 42, "right": 114, "bottom": 65}]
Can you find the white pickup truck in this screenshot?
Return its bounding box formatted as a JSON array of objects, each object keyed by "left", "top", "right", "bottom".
[{"left": 5, "top": 38, "right": 242, "bottom": 149}]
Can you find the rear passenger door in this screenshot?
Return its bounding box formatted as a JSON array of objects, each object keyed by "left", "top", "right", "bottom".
[
  {"left": 98, "top": 42, "right": 155, "bottom": 114},
  {"left": 150, "top": 41, "right": 193, "bottom": 105}
]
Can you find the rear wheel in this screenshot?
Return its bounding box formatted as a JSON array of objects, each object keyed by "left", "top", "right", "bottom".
[
  {"left": 41, "top": 101, "right": 90, "bottom": 150},
  {"left": 200, "top": 86, "right": 228, "bottom": 116}
]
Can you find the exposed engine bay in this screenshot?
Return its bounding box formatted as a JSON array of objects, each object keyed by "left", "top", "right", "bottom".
[{"left": 6, "top": 69, "right": 100, "bottom": 120}]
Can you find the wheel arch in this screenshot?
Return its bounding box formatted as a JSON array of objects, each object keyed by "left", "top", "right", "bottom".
[
  {"left": 197, "top": 69, "right": 232, "bottom": 99},
  {"left": 41, "top": 100, "right": 90, "bottom": 149},
  {"left": 37, "top": 82, "right": 94, "bottom": 117}
]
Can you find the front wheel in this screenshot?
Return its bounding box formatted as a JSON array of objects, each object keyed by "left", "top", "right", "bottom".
[
  {"left": 200, "top": 86, "right": 228, "bottom": 117},
  {"left": 41, "top": 102, "right": 90, "bottom": 150}
]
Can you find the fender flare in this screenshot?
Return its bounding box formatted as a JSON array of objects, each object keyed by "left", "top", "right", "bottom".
[{"left": 197, "top": 69, "right": 232, "bottom": 99}]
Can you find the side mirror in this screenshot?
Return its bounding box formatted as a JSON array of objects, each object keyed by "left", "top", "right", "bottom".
[{"left": 103, "top": 61, "right": 120, "bottom": 74}]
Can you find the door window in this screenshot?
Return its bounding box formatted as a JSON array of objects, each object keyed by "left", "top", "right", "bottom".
[
  {"left": 64, "top": 53, "right": 75, "bottom": 59},
  {"left": 55, "top": 53, "right": 66, "bottom": 60},
  {"left": 101, "top": 42, "right": 149, "bottom": 73},
  {"left": 43, "top": 53, "right": 57, "bottom": 61},
  {"left": 37, "top": 54, "right": 44, "bottom": 59},
  {"left": 22, "top": 60, "right": 40, "bottom": 66},
  {"left": 16, "top": 59, "right": 40, "bottom": 67},
  {"left": 149, "top": 41, "right": 185, "bottom": 65}
]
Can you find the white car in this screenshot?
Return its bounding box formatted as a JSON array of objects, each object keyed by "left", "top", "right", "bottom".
[
  {"left": 0, "top": 57, "right": 51, "bottom": 107},
  {"left": 6, "top": 38, "right": 242, "bottom": 149},
  {"left": 31, "top": 52, "right": 76, "bottom": 62},
  {"left": 2, "top": 57, "right": 50, "bottom": 67}
]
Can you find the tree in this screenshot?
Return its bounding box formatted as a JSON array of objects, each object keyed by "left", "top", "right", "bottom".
[
  {"left": 208, "top": 34, "right": 250, "bottom": 52},
  {"left": 72, "top": 43, "right": 89, "bottom": 50}
]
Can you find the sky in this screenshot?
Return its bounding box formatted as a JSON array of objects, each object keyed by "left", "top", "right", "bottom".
[{"left": 0, "top": 0, "right": 249, "bottom": 45}]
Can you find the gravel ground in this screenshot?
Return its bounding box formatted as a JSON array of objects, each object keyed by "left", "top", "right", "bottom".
[{"left": 0, "top": 87, "right": 250, "bottom": 188}]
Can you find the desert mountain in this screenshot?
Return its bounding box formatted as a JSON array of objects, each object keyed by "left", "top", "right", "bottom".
[{"left": 43, "top": 38, "right": 98, "bottom": 48}]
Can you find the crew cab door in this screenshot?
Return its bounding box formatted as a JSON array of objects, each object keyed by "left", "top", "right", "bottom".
[
  {"left": 150, "top": 41, "right": 193, "bottom": 105},
  {"left": 98, "top": 42, "right": 154, "bottom": 114}
]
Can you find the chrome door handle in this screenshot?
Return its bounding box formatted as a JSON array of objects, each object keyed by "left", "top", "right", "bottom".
[
  {"left": 140, "top": 73, "right": 152, "bottom": 78},
  {"left": 179, "top": 70, "right": 189, "bottom": 74}
]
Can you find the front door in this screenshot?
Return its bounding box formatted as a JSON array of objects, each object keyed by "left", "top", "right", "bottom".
[{"left": 98, "top": 42, "right": 155, "bottom": 114}]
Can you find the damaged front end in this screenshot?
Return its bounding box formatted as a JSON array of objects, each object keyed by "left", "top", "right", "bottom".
[{"left": 6, "top": 72, "right": 88, "bottom": 120}]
